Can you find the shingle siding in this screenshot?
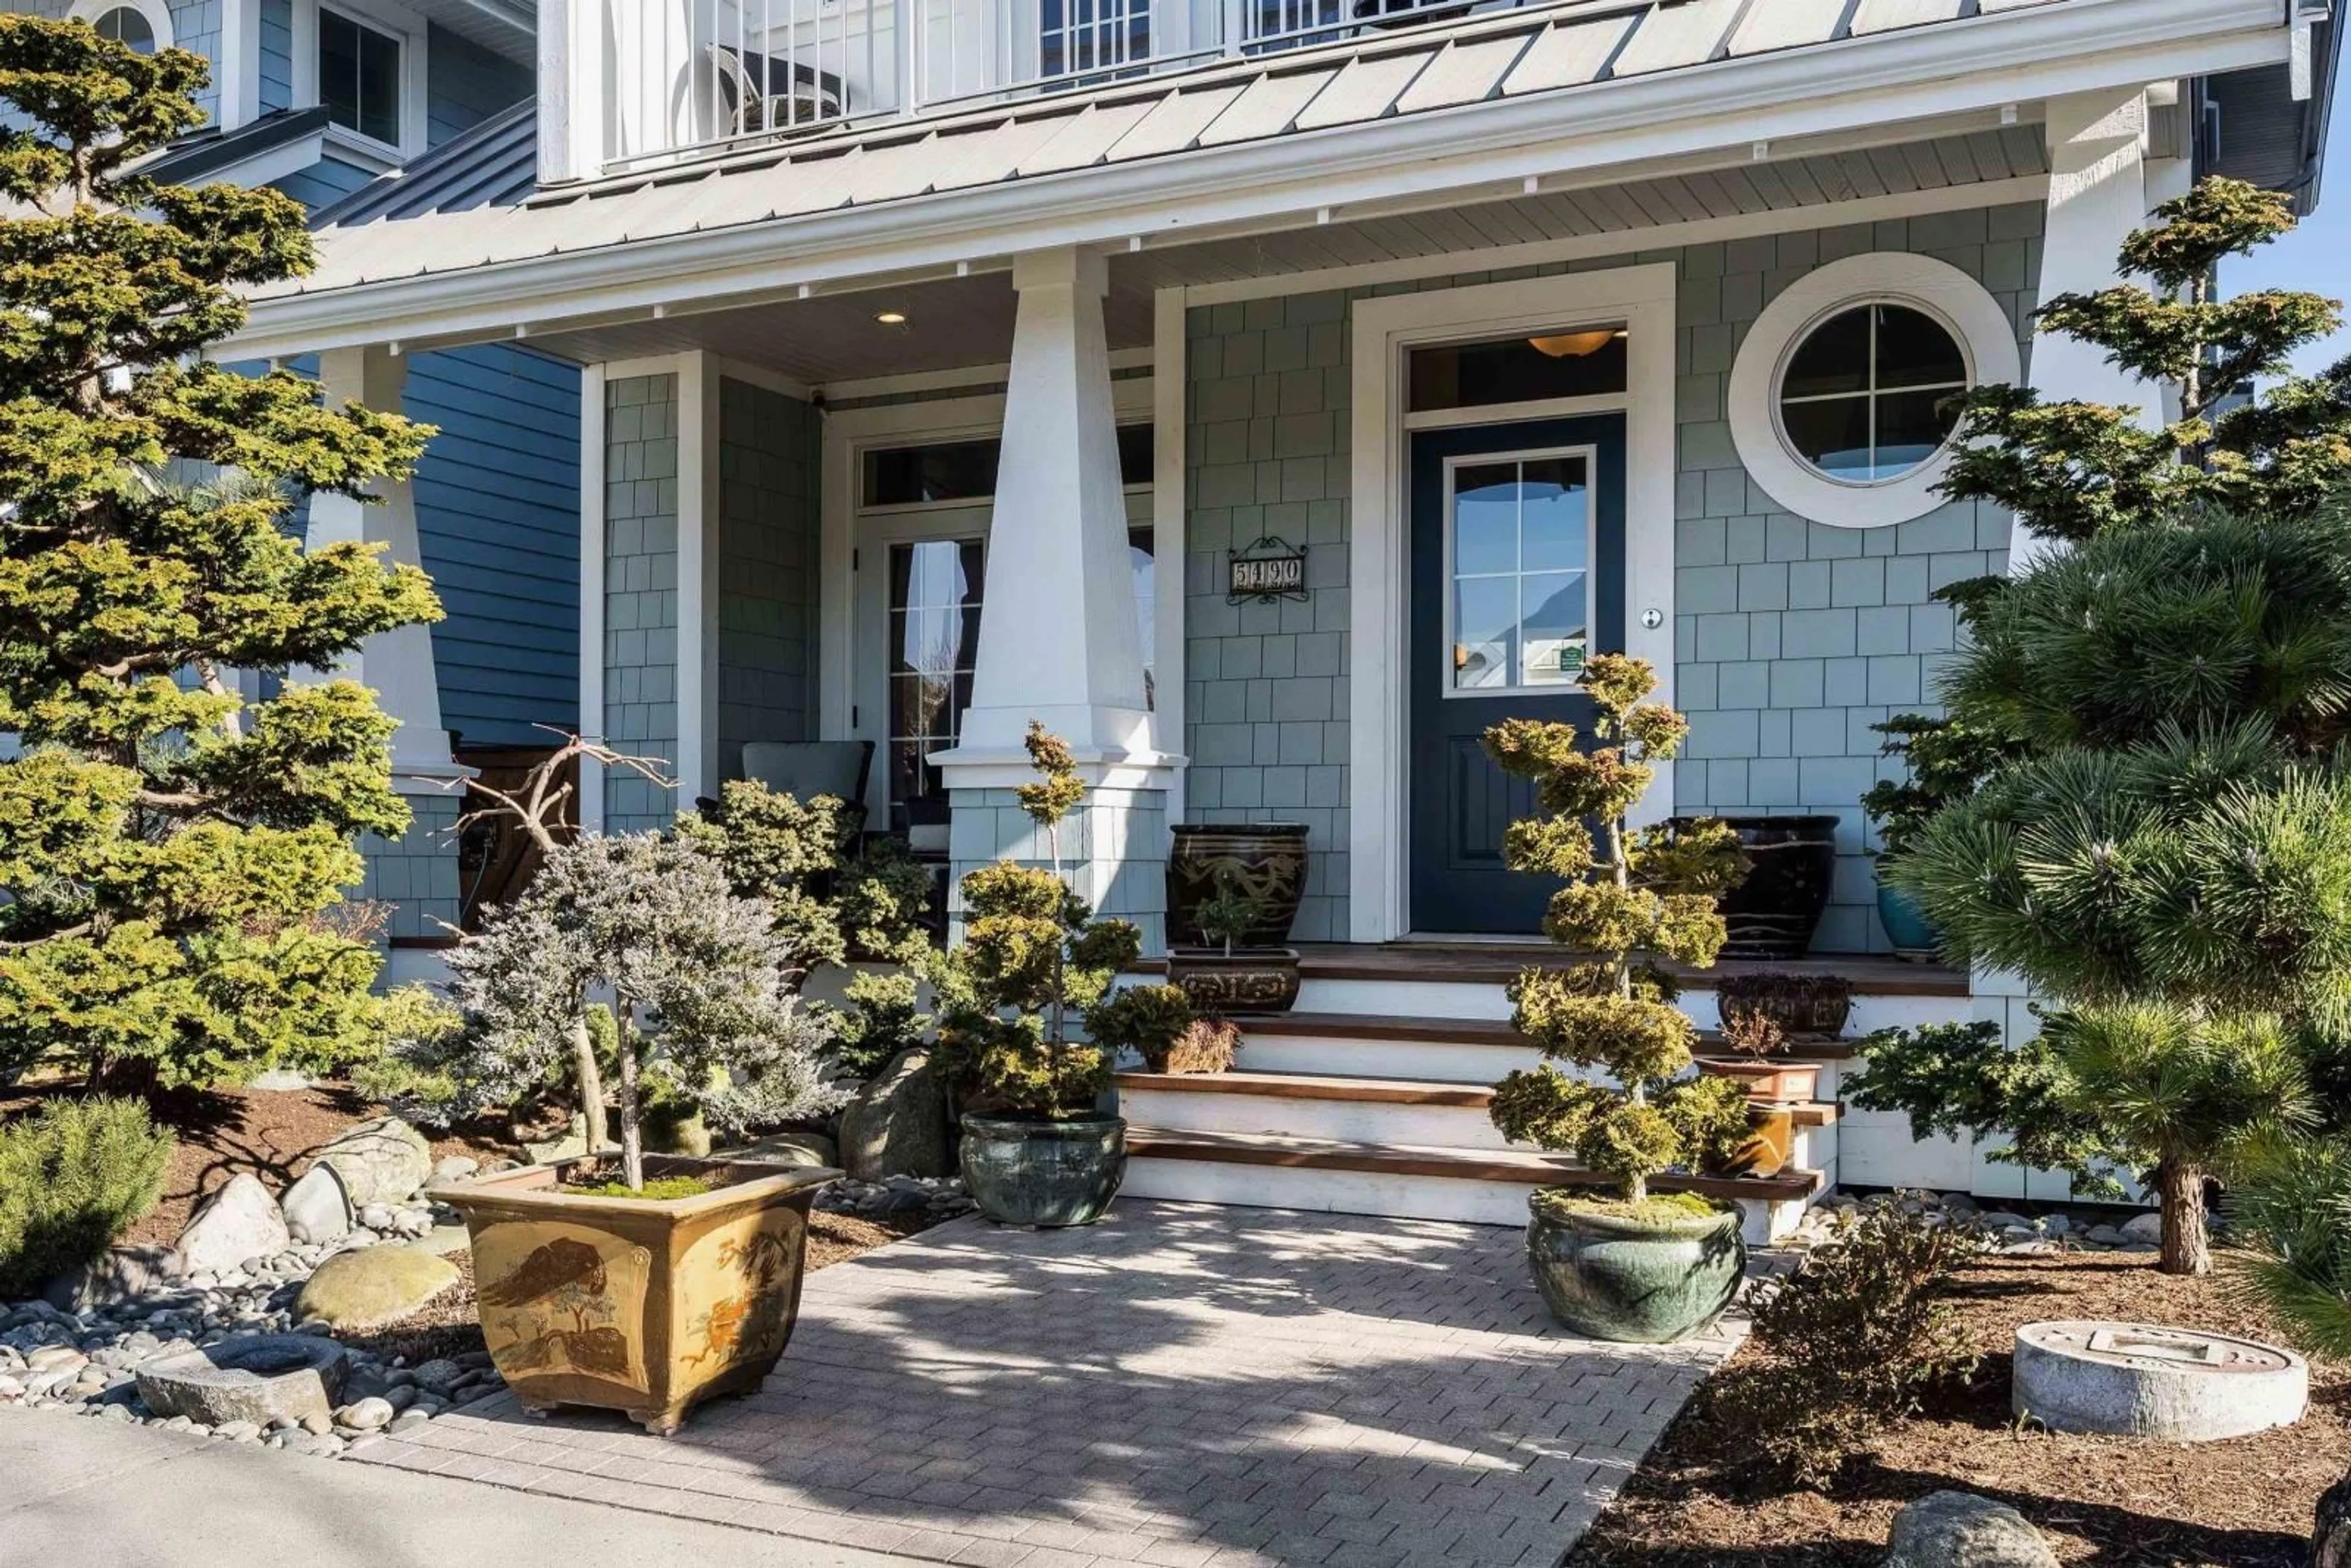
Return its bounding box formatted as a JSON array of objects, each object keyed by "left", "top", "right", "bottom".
[
  {"left": 1183, "top": 203, "right": 2040, "bottom": 952},
  {"left": 603, "top": 373, "right": 681, "bottom": 832},
  {"left": 168, "top": 0, "right": 219, "bottom": 118},
  {"left": 714, "top": 376, "right": 820, "bottom": 770}
]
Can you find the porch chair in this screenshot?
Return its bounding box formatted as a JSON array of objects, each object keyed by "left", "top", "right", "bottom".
[{"left": 706, "top": 43, "right": 846, "bottom": 136}]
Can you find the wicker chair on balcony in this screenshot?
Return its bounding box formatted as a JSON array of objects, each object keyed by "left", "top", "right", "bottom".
[{"left": 706, "top": 43, "right": 847, "bottom": 135}]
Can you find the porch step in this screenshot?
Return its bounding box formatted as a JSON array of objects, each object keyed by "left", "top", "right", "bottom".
[
  {"left": 1228, "top": 1010, "right": 1859, "bottom": 1081},
  {"left": 1121, "top": 1126, "right": 1823, "bottom": 1242}
]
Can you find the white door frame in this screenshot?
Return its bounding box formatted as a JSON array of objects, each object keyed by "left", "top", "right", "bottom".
[{"left": 1347, "top": 263, "right": 1679, "bottom": 945}]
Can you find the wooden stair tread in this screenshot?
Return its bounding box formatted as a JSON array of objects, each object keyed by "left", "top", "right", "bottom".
[
  {"left": 1123, "top": 1126, "right": 1823, "bottom": 1200},
  {"left": 1133, "top": 943, "right": 1966, "bottom": 996},
  {"left": 1234, "top": 1011, "right": 1862, "bottom": 1061},
  {"left": 1116, "top": 1070, "right": 1491, "bottom": 1105}
]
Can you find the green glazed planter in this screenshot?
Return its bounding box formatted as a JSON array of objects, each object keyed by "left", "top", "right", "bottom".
[
  {"left": 1524, "top": 1193, "right": 1747, "bottom": 1343},
  {"left": 1875, "top": 874, "right": 1943, "bottom": 962},
  {"left": 960, "top": 1114, "right": 1126, "bottom": 1227}
]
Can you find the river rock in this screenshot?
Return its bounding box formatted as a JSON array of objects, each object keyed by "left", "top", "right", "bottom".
[
  {"left": 43, "top": 1244, "right": 184, "bottom": 1313},
  {"left": 178, "top": 1175, "right": 290, "bottom": 1277},
  {"left": 1883, "top": 1491, "right": 2058, "bottom": 1568},
  {"left": 839, "top": 1047, "right": 950, "bottom": 1181},
  {"left": 294, "top": 1247, "right": 460, "bottom": 1332},
  {"left": 315, "top": 1118, "right": 432, "bottom": 1207},
  {"left": 730, "top": 1131, "right": 840, "bottom": 1169},
  {"left": 2121, "top": 1212, "right": 2162, "bottom": 1244},
  {"left": 280, "top": 1164, "right": 351, "bottom": 1246},
  {"left": 429, "top": 1155, "right": 480, "bottom": 1187}
]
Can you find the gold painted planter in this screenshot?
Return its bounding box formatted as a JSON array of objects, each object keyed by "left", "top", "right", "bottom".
[{"left": 430, "top": 1155, "right": 838, "bottom": 1435}]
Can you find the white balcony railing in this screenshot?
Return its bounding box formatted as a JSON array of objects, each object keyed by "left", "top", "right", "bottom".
[{"left": 597, "top": 0, "right": 1509, "bottom": 171}]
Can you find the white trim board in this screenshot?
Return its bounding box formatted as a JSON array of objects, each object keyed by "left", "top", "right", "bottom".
[
  {"left": 577, "top": 361, "right": 607, "bottom": 833},
  {"left": 1346, "top": 263, "right": 1677, "bottom": 945}
]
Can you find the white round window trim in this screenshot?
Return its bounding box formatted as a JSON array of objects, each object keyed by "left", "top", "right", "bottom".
[
  {"left": 69, "top": 0, "right": 173, "bottom": 48},
  {"left": 1728, "top": 252, "right": 2020, "bottom": 530}
]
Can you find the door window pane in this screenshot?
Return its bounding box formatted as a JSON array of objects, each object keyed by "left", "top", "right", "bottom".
[
  {"left": 887, "top": 540, "right": 982, "bottom": 831},
  {"left": 1448, "top": 452, "right": 1590, "bottom": 691}
]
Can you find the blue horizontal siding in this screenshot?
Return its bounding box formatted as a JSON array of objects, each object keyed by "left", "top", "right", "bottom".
[
  {"left": 270, "top": 156, "right": 373, "bottom": 209},
  {"left": 424, "top": 23, "right": 531, "bottom": 148},
  {"left": 403, "top": 343, "right": 582, "bottom": 748},
  {"left": 259, "top": 0, "right": 292, "bottom": 113}
]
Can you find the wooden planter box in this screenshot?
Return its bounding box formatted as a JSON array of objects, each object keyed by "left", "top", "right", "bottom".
[
  {"left": 430, "top": 1155, "right": 838, "bottom": 1435},
  {"left": 1695, "top": 1056, "right": 1822, "bottom": 1105}
]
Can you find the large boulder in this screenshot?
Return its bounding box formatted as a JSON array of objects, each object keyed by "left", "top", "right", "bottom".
[
  {"left": 43, "top": 1244, "right": 183, "bottom": 1313},
  {"left": 838, "top": 1048, "right": 950, "bottom": 1181},
  {"left": 1884, "top": 1491, "right": 2058, "bottom": 1568},
  {"left": 295, "top": 1247, "right": 461, "bottom": 1332},
  {"left": 315, "top": 1117, "right": 432, "bottom": 1207},
  {"left": 280, "top": 1163, "right": 351, "bottom": 1246},
  {"left": 177, "top": 1174, "right": 289, "bottom": 1277}
]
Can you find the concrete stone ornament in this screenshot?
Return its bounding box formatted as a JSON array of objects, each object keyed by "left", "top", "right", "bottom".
[
  {"left": 134, "top": 1335, "right": 350, "bottom": 1428},
  {"left": 2012, "top": 1320, "right": 2308, "bottom": 1441},
  {"left": 1883, "top": 1490, "right": 2058, "bottom": 1568}
]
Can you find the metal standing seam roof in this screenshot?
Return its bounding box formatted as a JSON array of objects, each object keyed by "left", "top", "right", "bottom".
[{"left": 268, "top": 0, "right": 2068, "bottom": 299}]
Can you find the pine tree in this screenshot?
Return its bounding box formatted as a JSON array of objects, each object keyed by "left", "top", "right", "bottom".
[
  {"left": 1884, "top": 178, "right": 2351, "bottom": 1274},
  {"left": 0, "top": 17, "right": 439, "bottom": 1088}
]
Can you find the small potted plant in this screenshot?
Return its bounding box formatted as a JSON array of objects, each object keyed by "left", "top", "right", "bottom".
[
  {"left": 1165, "top": 867, "right": 1302, "bottom": 1014},
  {"left": 1695, "top": 972, "right": 1842, "bottom": 1103},
  {"left": 933, "top": 724, "right": 1139, "bottom": 1227},
  {"left": 1862, "top": 715, "right": 2018, "bottom": 961},
  {"left": 399, "top": 830, "right": 842, "bottom": 1435},
  {"left": 1483, "top": 655, "right": 1755, "bottom": 1343},
  {"left": 1088, "top": 983, "right": 1240, "bottom": 1074}
]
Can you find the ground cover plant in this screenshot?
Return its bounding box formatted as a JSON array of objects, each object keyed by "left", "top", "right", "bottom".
[{"left": 0, "top": 14, "right": 441, "bottom": 1093}]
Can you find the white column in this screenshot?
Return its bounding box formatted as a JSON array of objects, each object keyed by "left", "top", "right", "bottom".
[
  {"left": 942, "top": 247, "right": 1165, "bottom": 773},
  {"left": 310, "top": 346, "right": 463, "bottom": 783},
  {"left": 538, "top": 0, "right": 608, "bottom": 183},
  {"left": 215, "top": 0, "right": 257, "bottom": 131},
  {"left": 2013, "top": 88, "right": 2154, "bottom": 573}
]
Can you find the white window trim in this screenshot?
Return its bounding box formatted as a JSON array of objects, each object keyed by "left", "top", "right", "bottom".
[
  {"left": 1728, "top": 251, "right": 2021, "bottom": 529},
  {"left": 304, "top": 0, "right": 429, "bottom": 162},
  {"left": 1348, "top": 263, "right": 1678, "bottom": 945},
  {"left": 70, "top": 0, "right": 173, "bottom": 51},
  {"left": 1439, "top": 443, "right": 1600, "bottom": 703}
]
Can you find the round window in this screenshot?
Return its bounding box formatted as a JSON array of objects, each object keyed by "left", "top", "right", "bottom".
[
  {"left": 1775, "top": 302, "right": 1968, "bottom": 485},
  {"left": 93, "top": 5, "right": 157, "bottom": 51}
]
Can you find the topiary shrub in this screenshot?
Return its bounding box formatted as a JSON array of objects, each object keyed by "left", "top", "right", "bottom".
[
  {"left": 1086, "top": 983, "right": 1240, "bottom": 1074},
  {"left": 1703, "top": 1206, "right": 1984, "bottom": 1488},
  {"left": 0, "top": 1097, "right": 171, "bottom": 1296}
]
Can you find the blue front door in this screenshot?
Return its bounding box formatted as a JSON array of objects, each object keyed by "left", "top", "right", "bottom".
[{"left": 1408, "top": 415, "right": 1627, "bottom": 934}]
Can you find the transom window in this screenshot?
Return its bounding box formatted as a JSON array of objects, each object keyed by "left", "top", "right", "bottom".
[
  {"left": 1410, "top": 326, "right": 1628, "bottom": 414},
  {"left": 91, "top": 6, "right": 157, "bottom": 51},
  {"left": 320, "top": 8, "right": 403, "bottom": 148},
  {"left": 1447, "top": 452, "right": 1591, "bottom": 692},
  {"left": 1775, "top": 302, "right": 1968, "bottom": 484}
]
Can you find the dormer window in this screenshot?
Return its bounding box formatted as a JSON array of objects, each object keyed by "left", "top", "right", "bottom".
[
  {"left": 70, "top": 0, "right": 171, "bottom": 54},
  {"left": 92, "top": 6, "right": 156, "bottom": 51},
  {"left": 320, "top": 7, "right": 403, "bottom": 148}
]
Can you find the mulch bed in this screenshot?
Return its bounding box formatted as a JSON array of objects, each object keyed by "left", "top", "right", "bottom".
[{"left": 1565, "top": 1250, "right": 2348, "bottom": 1567}]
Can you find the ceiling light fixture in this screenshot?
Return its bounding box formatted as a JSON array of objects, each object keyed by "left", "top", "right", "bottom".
[
  {"left": 1526, "top": 329, "right": 1614, "bottom": 359},
  {"left": 875, "top": 310, "right": 908, "bottom": 326}
]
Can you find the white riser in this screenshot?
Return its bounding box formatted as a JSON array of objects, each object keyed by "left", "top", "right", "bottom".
[
  {"left": 1120, "top": 1086, "right": 1510, "bottom": 1149},
  {"left": 1237, "top": 1032, "right": 1542, "bottom": 1082},
  {"left": 1295, "top": 977, "right": 1964, "bottom": 1035},
  {"left": 1121, "top": 1158, "right": 1802, "bottom": 1244}
]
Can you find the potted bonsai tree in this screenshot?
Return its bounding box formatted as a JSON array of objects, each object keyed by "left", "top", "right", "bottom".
[
  {"left": 1483, "top": 655, "right": 1755, "bottom": 1343},
  {"left": 1165, "top": 866, "right": 1302, "bottom": 1014},
  {"left": 398, "top": 831, "right": 841, "bottom": 1434},
  {"left": 934, "top": 724, "right": 1141, "bottom": 1226}
]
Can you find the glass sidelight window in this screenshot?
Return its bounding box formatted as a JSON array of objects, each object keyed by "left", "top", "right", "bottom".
[
  {"left": 1446, "top": 452, "right": 1592, "bottom": 692},
  {"left": 886, "top": 539, "right": 984, "bottom": 833}
]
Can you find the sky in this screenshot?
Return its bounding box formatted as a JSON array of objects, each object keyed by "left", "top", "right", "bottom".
[{"left": 2224, "top": 86, "right": 2351, "bottom": 377}]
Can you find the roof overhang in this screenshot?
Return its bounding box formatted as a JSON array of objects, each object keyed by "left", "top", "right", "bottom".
[
  {"left": 400, "top": 0, "right": 535, "bottom": 62},
  {"left": 221, "top": 0, "right": 2289, "bottom": 364}
]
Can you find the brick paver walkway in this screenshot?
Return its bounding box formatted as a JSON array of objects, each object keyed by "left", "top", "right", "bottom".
[{"left": 358, "top": 1202, "right": 1743, "bottom": 1567}]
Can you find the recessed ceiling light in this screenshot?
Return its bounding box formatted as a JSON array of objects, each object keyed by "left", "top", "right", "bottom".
[{"left": 875, "top": 310, "right": 908, "bottom": 326}]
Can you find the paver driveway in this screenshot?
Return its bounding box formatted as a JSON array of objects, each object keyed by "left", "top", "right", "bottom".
[{"left": 358, "top": 1201, "right": 1744, "bottom": 1567}]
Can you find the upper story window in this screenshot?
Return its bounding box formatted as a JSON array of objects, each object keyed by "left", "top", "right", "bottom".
[
  {"left": 71, "top": 0, "right": 170, "bottom": 53},
  {"left": 320, "top": 7, "right": 403, "bottom": 148}
]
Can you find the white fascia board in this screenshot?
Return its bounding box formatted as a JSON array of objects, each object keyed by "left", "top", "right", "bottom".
[{"left": 221, "top": 0, "right": 2287, "bottom": 361}]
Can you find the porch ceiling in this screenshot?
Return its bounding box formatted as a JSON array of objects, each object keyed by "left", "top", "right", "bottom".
[{"left": 519, "top": 119, "right": 2049, "bottom": 386}]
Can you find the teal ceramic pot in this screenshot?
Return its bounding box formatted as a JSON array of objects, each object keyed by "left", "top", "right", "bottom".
[
  {"left": 1524, "top": 1193, "right": 1747, "bottom": 1343},
  {"left": 960, "top": 1114, "right": 1126, "bottom": 1227},
  {"left": 1875, "top": 873, "right": 1943, "bottom": 962}
]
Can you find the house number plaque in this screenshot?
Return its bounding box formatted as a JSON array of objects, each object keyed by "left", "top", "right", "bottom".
[{"left": 1227, "top": 536, "right": 1310, "bottom": 604}]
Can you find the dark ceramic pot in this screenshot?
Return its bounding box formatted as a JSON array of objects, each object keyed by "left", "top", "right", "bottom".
[
  {"left": 1678, "top": 814, "right": 1839, "bottom": 961},
  {"left": 1167, "top": 823, "right": 1310, "bottom": 948},
  {"left": 959, "top": 1114, "right": 1126, "bottom": 1227},
  {"left": 1875, "top": 870, "right": 1942, "bottom": 962},
  {"left": 1524, "top": 1193, "right": 1747, "bottom": 1343},
  {"left": 1164, "top": 947, "right": 1302, "bottom": 1015}
]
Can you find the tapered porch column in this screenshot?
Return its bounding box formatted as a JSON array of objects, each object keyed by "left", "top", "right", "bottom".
[
  {"left": 312, "top": 345, "right": 467, "bottom": 943},
  {"left": 933, "top": 247, "right": 1179, "bottom": 948}
]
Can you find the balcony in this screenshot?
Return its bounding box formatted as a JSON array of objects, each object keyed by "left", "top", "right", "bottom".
[{"left": 590, "top": 0, "right": 1523, "bottom": 173}]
